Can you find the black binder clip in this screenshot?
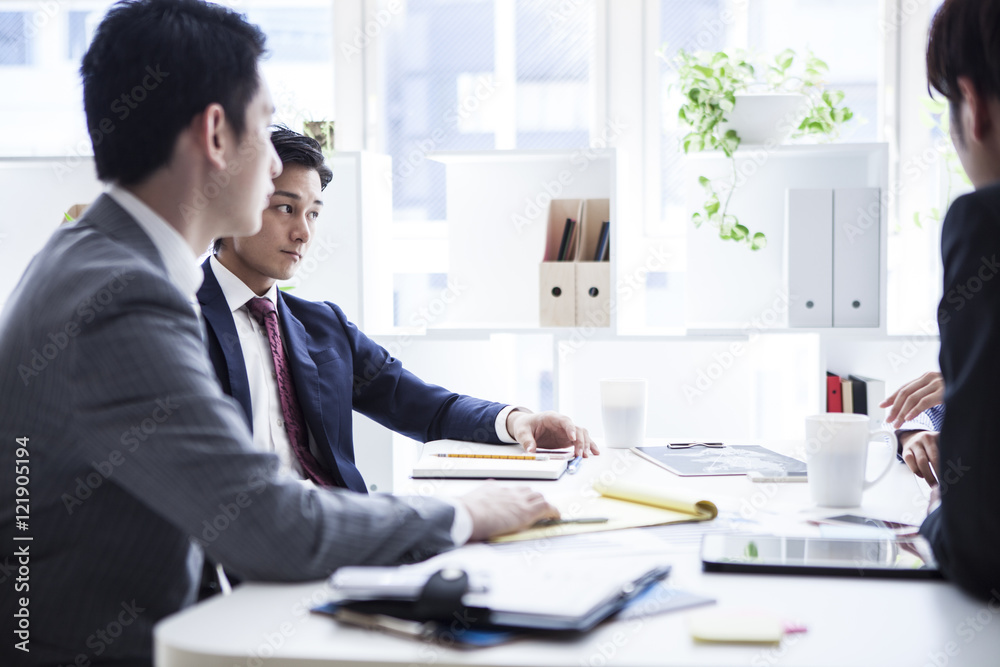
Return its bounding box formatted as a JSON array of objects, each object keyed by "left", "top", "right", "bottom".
[
  {"left": 337, "top": 568, "right": 471, "bottom": 623},
  {"left": 413, "top": 568, "right": 469, "bottom": 620}
]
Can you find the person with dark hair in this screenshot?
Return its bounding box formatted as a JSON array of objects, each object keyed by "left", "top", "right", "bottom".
[
  {"left": 201, "top": 126, "right": 598, "bottom": 494},
  {"left": 212, "top": 126, "right": 332, "bottom": 254},
  {"left": 0, "top": 2, "right": 557, "bottom": 664},
  {"left": 921, "top": 0, "right": 1000, "bottom": 600}
]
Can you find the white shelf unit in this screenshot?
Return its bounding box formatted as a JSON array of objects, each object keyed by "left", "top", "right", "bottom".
[
  {"left": 683, "top": 143, "right": 890, "bottom": 333},
  {"left": 428, "top": 149, "right": 619, "bottom": 331}
]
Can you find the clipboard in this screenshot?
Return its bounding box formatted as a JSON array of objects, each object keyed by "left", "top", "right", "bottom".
[
  {"left": 312, "top": 570, "right": 712, "bottom": 647},
  {"left": 632, "top": 444, "right": 807, "bottom": 477},
  {"left": 320, "top": 561, "right": 672, "bottom": 633}
]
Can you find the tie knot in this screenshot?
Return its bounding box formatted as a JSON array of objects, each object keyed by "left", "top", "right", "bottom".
[{"left": 246, "top": 296, "right": 276, "bottom": 326}]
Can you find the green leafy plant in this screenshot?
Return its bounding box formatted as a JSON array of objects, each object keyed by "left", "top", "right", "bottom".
[
  {"left": 760, "top": 48, "right": 854, "bottom": 139},
  {"left": 665, "top": 47, "right": 854, "bottom": 251},
  {"left": 303, "top": 120, "right": 336, "bottom": 160}
]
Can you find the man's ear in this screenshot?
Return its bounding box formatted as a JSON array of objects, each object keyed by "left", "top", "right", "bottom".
[
  {"left": 191, "top": 103, "right": 230, "bottom": 172},
  {"left": 957, "top": 76, "right": 993, "bottom": 143}
]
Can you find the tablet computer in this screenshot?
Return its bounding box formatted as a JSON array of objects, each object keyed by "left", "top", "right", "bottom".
[{"left": 701, "top": 533, "right": 941, "bottom": 579}]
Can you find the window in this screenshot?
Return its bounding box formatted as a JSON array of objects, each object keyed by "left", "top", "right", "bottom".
[
  {"left": 378, "top": 0, "right": 595, "bottom": 221},
  {"left": 0, "top": 12, "right": 29, "bottom": 65},
  {"left": 0, "top": 1, "right": 333, "bottom": 157},
  {"left": 888, "top": 0, "right": 962, "bottom": 336},
  {"left": 246, "top": 4, "right": 335, "bottom": 129},
  {"left": 374, "top": 0, "right": 597, "bottom": 328},
  {"left": 0, "top": 2, "right": 112, "bottom": 157}
]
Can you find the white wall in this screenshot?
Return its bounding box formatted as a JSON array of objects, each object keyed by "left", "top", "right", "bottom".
[{"left": 0, "top": 157, "right": 104, "bottom": 311}]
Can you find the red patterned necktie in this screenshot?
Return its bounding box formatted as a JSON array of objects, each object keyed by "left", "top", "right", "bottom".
[{"left": 246, "top": 297, "right": 337, "bottom": 487}]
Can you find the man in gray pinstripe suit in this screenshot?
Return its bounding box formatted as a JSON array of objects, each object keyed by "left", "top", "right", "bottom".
[{"left": 0, "top": 2, "right": 556, "bottom": 665}]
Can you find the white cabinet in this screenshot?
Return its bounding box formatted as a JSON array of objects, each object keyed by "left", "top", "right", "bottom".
[{"left": 683, "top": 143, "right": 889, "bottom": 332}]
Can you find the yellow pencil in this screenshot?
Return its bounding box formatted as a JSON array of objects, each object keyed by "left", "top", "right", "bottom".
[{"left": 431, "top": 453, "right": 550, "bottom": 461}]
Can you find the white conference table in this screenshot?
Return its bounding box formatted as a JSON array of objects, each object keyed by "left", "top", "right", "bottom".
[{"left": 155, "top": 440, "right": 1000, "bottom": 666}]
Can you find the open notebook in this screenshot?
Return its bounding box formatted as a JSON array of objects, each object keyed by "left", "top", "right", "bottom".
[
  {"left": 411, "top": 455, "right": 568, "bottom": 480},
  {"left": 411, "top": 439, "right": 572, "bottom": 480},
  {"left": 491, "top": 478, "right": 717, "bottom": 543}
]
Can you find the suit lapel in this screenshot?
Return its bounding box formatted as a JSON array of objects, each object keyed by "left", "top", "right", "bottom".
[
  {"left": 278, "top": 294, "right": 367, "bottom": 493},
  {"left": 276, "top": 293, "right": 329, "bottom": 444},
  {"left": 198, "top": 261, "right": 254, "bottom": 430},
  {"left": 277, "top": 296, "right": 332, "bottom": 469},
  {"left": 276, "top": 293, "right": 317, "bottom": 415}
]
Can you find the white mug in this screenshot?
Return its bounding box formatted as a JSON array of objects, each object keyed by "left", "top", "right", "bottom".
[
  {"left": 600, "top": 379, "right": 647, "bottom": 449},
  {"left": 804, "top": 413, "right": 897, "bottom": 507}
]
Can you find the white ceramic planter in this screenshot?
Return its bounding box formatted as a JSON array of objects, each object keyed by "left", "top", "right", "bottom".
[{"left": 721, "top": 93, "right": 809, "bottom": 145}]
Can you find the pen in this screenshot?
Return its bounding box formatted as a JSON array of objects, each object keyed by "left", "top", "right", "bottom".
[
  {"left": 432, "top": 453, "right": 550, "bottom": 461},
  {"left": 567, "top": 455, "right": 583, "bottom": 475},
  {"left": 533, "top": 517, "right": 609, "bottom": 526},
  {"left": 333, "top": 608, "right": 435, "bottom": 640},
  {"left": 927, "top": 461, "right": 940, "bottom": 486}
]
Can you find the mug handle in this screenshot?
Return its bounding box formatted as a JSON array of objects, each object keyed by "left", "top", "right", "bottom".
[{"left": 862, "top": 427, "right": 898, "bottom": 490}]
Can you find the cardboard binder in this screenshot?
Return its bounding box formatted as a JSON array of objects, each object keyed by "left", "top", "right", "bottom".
[
  {"left": 539, "top": 262, "right": 576, "bottom": 326},
  {"left": 575, "top": 198, "right": 611, "bottom": 327}
]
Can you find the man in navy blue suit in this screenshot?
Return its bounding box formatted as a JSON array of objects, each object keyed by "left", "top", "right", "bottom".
[{"left": 199, "top": 127, "right": 598, "bottom": 492}]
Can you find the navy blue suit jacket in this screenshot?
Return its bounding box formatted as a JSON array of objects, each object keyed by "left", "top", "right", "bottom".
[
  {"left": 198, "top": 260, "right": 508, "bottom": 493},
  {"left": 921, "top": 183, "right": 1000, "bottom": 600}
]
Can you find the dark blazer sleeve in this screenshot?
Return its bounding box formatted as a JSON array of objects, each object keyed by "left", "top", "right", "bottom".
[
  {"left": 921, "top": 188, "right": 1000, "bottom": 599},
  {"left": 326, "top": 302, "right": 509, "bottom": 444}
]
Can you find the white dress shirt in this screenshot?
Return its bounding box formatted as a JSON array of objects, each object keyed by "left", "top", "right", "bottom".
[
  {"left": 209, "top": 255, "right": 313, "bottom": 481},
  {"left": 106, "top": 185, "right": 203, "bottom": 310}
]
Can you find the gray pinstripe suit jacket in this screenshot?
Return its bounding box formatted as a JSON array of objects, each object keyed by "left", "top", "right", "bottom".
[{"left": 0, "top": 195, "right": 456, "bottom": 666}]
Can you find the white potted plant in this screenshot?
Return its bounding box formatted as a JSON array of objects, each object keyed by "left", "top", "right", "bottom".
[{"left": 664, "top": 48, "right": 854, "bottom": 251}]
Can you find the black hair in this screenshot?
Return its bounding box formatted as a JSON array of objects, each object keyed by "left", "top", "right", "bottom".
[
  {"left": 927, "top": 0, "right": 1000, "bottom": 144},
  {"left": 81, "top": 0, "right": 267, "bottom": 185},
  {"left": 269, "top": 125, "right": 333, "bottom": 190},
  {"left": 212, "top": 126, "right": 333, "bottom": 253}
]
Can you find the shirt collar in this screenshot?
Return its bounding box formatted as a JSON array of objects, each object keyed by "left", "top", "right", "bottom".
[
  {"left": 209, "top": 254, "right": 279, "bottom": 314},
  {"left": 106, "top": 184, "right": 203, "bottom": 300}
]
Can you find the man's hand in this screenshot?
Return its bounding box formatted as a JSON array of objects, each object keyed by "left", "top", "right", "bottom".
[
  {"left": 459, "top": 483, "right": 560, "bottom": 541},
  {"left": 900, "top": 430, "right": 940, "bottom": 485},
  {"left": 927, "top": 483, "right": 941, "bottom": 517},
  {"left": 880, "top": 372, "right": 944, "bottom": 428},
  {"left": 506, "top": 410, "right": 600, "bottom": 458}
]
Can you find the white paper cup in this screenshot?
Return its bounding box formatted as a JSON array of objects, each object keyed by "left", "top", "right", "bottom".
[{"left": 600, "top": 379, "right": 647, "bottom": 449}]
